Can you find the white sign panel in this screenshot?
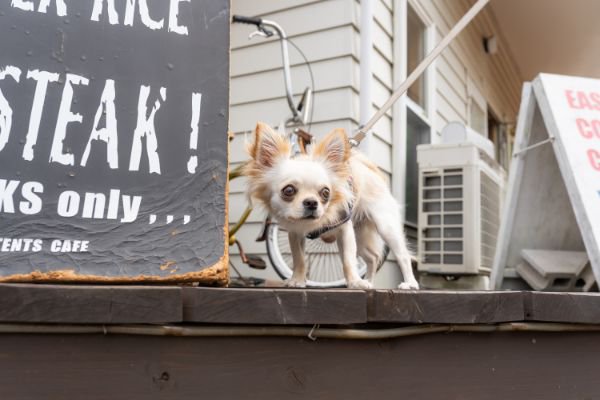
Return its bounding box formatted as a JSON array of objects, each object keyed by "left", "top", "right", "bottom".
[{"left": 534, "top": 74, "right": 600, "bottom": 277}]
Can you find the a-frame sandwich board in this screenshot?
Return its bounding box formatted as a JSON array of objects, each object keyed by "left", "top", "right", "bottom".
[{"left": 491, "top": 74, "right": 600, "bottom": 289}]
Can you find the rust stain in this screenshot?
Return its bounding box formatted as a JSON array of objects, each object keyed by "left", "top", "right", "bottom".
[
  {"left": 160, "top": 261, "right": 176, "bottom": 271},
  {"left": 0, "top": 256, "right": 228, "bottom": 285}
]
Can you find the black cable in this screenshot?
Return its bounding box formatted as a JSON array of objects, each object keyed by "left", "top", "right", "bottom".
[{"left": 284, "top": 37, "right": 315, "bottom": 133}]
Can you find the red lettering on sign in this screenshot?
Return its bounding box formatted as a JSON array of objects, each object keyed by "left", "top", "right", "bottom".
[
  {"left": 591, "top": 92, "right": 600, "bottom": 111},
  {"left": 594, "top": 120, "right": 600, "bottom": 138},
  {"left": 565, "top": 90, "right": 600, "bottom": 111},
  {"left": 588, "top": 149, "right": 600, "bottom": 171},
  {"left": 566, "top": 90, "right": 578, "bottom": 108},
  {"left": 576, "top": 118, "right": 600, "bottom": 139},
  {"left": 578, "top": 92, "right": 593, "bottom": 110},
  {"left": 576, "top": 118, "right": 592, "bottom": 138}
]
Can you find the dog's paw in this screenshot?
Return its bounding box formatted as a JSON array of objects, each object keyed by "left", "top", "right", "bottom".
[
  {"left": 347, "top": 279, "right": 373, "bottom": 290},
  {"left": 286, "top": 278, "right": 307, "bottom": 288},
  {"left": 398, "top": 281, "right": 420, "bottom": 290}
]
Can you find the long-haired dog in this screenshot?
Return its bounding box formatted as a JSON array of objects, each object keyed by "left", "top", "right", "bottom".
[{"left": 244, "top": 122, "right": 419, "bottom": 290}]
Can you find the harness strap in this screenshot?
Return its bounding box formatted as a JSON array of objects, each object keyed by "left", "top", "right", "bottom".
[
  {"left": 306, "top": 203, "right": 353, "bottom": 240},
  {"left": 306, "top": 177, "right": 354, "bottom": 240}
]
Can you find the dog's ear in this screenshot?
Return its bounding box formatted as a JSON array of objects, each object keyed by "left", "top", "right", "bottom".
[
  {"left": 313, "top": 128, "right": 351, "bottom": 172},
  {"left": 248, "top": 122, "right": 290, "bottom": 168}
]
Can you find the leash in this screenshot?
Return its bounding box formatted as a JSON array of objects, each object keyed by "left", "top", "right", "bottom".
[{"left": 349, "top": 0, "right": 490, "bottom": 147}]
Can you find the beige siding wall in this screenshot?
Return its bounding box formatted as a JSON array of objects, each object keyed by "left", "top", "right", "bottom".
[{"left": 228, "top": 0, "right": 521, "bottom": 287}]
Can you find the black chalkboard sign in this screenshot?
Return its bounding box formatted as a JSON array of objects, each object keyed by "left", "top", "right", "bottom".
[{"left": 0, "top": 0, "right": 229, "bottom": 283}]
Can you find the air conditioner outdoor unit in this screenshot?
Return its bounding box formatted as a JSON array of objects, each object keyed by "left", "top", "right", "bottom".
[{"left": 417, "top": 124, "right": 506, "bottom": 275}]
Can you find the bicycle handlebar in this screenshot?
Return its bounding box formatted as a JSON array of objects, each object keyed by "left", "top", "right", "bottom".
[
  {"left": 232, "top": 15, "right": 301, "bottom": 121},
  {"left": 232, "top": 15, "right": 263, "bottom": 26}
]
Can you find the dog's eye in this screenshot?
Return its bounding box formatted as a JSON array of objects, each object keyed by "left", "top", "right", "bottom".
[
  {"left": 281, "top": 185, "right": 296, "bottom": 199},
  {"left": 320, "top": 187, "right": 330, "bottom": 201}
]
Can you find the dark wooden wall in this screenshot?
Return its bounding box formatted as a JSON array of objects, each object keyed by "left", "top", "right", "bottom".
[{"left": 1, "top": 331, "right": 599, "bottom": 400}]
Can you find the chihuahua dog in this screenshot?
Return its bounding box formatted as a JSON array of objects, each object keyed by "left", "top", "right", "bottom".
[{"left": 244, "top": 122, "right": 419, "bottom": 290}]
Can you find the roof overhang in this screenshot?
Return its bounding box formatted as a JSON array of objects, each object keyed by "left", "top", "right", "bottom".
[{"left": 490, "top": 0, "right": 600, "bottom": 81}]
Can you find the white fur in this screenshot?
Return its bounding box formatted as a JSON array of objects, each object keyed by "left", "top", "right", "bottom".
[{"left": 247, "top": 124, "right": 419, "bottom": 290}]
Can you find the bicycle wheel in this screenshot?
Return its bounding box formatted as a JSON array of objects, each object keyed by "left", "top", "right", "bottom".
[{"left": 266, "top": 222, "right": 389, "bottom": 287}]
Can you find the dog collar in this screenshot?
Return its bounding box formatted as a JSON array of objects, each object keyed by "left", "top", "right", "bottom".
[
  {"left": 305, "top": 203, "right": 353, "bottom": 240},
  {"left": 306, "top": 177, "right": 354, "bottom": 240}
]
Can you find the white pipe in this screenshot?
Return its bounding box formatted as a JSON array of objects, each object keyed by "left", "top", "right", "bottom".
[{"left": 359, "top": 0, "right": 373, "bottom": 154}]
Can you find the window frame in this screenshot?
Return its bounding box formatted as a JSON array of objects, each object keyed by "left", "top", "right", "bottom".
[
  {"left": 467, "top": 77, "right": 488, "bottom": 137},
  {"left": 391, "top": 0, "right": 436, "bottom": 225}
]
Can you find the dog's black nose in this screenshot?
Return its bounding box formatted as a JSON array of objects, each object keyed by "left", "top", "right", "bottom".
[{"left": 303, "top": 198, "right": 318, "bottom": 210}]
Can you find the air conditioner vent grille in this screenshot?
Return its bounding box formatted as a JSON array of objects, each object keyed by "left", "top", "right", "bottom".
[
  {"left": 421, "top": 168, "right": 465, "bottom": 268},
  {"left": 480, "top": 171, "right": 501, "bottom": 269}
]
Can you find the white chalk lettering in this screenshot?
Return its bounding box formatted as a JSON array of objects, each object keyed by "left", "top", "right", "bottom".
[
  {"left": 20, "top": 181, "right": 43, "bottom": 215},
  {"left": 50, "top": 239, "right": 89, "bottom": 253},
  {"left": 0, "top": 180, "right": 44, "bottom": 215},
  {"left": 0, "top": 179, "right": 19, "bottom": 213},
  {"left": 0, "top": 238, "right": 43, "bottom": 252},
  {"left": 50, "top": 73, "right": 90, "bottom": 166},
  {"left": 10, "top": 238, "right": 22, "bottom": 252},
  {"left": 81, "top": 79, "right": 119, "bottom": 169},
  {"left": 57, "top": 190, "right": 80, "bottom": 217},
  {"left": 82, "top": 192, "right": 106, "bottom": 219},
  {"left": 125, "top": 0, "right": 164, "bottom": 30},
  {"left": 187, "top": 92, "right": 202, "bottom": 173},
  {"left": 37, "top": 0, "right": 67, "bottom": 16},
  {"left": 50, "top": 240, "right": 61, "bottom": 252},
  {"left": 0, "top": 66, "right": 22, "bottom": 153},
  {"left": 55, "top": 188, "right": 141, "bottom": 222},
  {"left": 91, "top": 0, "right": 119, "bottom": 24},
  {"left": 10, "top": 0, "right": 34, "bottom": 12},
  {"left": 32, "top": 239, "right": 42, "bottom": 251},
  {"left": 168, "top": 0, "right": 189, "bottom": 35},
  {"left": 106, "top": 189, "right": 120, "bottom": 219},
  {"left": 129, "top": 85, "right": 165, "bottom": 174},
  {"left": 121, "top": 194, "right": 142, "bottom": 223},
  {"left": 23, "top": 69, "right": 60, "bottom": 161}
]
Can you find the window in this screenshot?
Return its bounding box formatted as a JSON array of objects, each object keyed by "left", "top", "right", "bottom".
[
  {"left": 405, "top": 107, "right": 431, "bottom": 225},
  {"left": 469, "top": 101, "right": 486, "bottom": 136},
  {"left": 407, "top": 4, "right": 426, "bottom": 110},
  {"left": 467, "top": 78, "right": 487, "bottom": 136},
  {"left": 403, "top": 1, "right": 433, "bottom": 227},
  {"left": 488, "top": 112, "right": 512, "bottom": 171}
]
